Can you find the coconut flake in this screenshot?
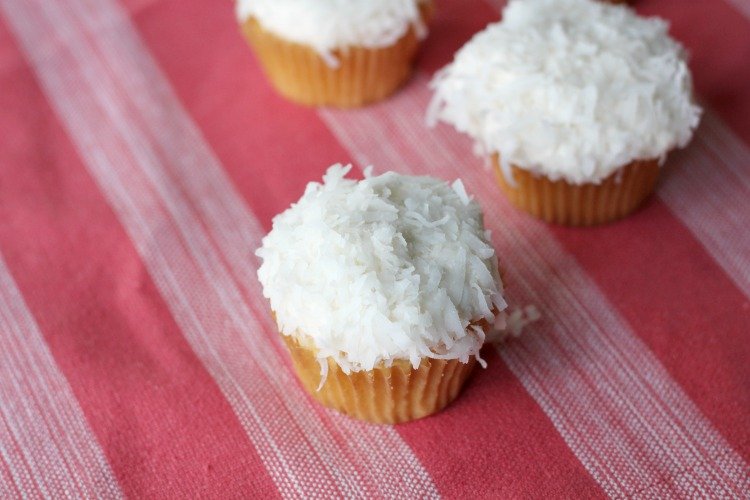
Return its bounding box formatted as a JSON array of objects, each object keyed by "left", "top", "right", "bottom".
[
  {"left": 316, "top": 358, "right": 329, "bottom": 391},
  {"left": 236, "top": 0, "right": 429, "bottom": 62},
  {"left": 506, "top": 305, "right": 541, "bottom": 338},
  {"left": 427, "top": 0, "right": 702, "bottom": 185},
  {"left": 256, "top": 164, "right": 508, "bottom": 372},
  {"left": 486, "top": 304, "right": 541, "bottom": 344}
]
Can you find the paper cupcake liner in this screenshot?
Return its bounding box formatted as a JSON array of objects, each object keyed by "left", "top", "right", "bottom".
[
  {"left": 492, "top": 156, "right": 660, "bottom": 226},
  {"left": 282, "top": 335, "right": 477, "bottom": 424},
  {"left": 240, "top": 10, "right": 429, "bottom": 108}
]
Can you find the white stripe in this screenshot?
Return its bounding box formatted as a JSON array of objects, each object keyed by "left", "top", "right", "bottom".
[
  {"left": 319, "top": 75, "right": 750, "bottom": 498},
  {"left": 0, "top": 253, "right": 123, "bottom": 499},
  {"left": 0, "top": 452, "right": 19, "bottom": 499},
  {"left": 0, "top": 0, "right": 440, "bottom": 497},
  {"left": 699, "top": 111, "right": 750, "bottom": 185},
  {"left": 658, "top": 111, "right": 750, "bottom": 298}
]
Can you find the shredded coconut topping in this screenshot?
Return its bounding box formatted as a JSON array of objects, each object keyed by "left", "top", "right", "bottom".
[
  {"left": 256, "top": 164, "right": 507, "bottom": 373},
  {"left": 427, "top": 0, "right": 702, "bottom": 184},
  {"left": 236, "top": 0, "right": 427, "bottom": 63}
]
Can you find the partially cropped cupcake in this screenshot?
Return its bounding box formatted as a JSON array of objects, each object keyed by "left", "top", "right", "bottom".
[
  {"left": 428, "top": 0, "right": 701, "bottom": 226},
  {"left": 256, "top": 164, "right": 507, "bottom": 424},
  {"left": 236, "top": 0, "right": 432, "bottom": 107}
]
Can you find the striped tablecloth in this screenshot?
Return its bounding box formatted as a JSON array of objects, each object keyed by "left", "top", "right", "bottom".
[{"left": 1, "top": 0, "right": 748, "bottom": 497}]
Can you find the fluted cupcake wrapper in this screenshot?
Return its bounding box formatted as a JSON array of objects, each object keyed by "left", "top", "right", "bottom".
[
  {"left": 282, "top": 335, "right": 477, "bottom": 424},
  {"left": 492, "top": 155, "right": 660, "bottom": 226},
  {"left": 240, "top": 14, "right": 425, "bottom": 108}
]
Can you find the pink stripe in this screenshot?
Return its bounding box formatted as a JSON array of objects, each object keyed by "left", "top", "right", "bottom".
[
  {"left": 319, "top": 75, "right": 750, "bottom": 497},
  {"left": 2, "top": 0, "right": 440, "bottom": 496},
  {"left": 0, "top": 254, "right": 123, "bottom": 498}
]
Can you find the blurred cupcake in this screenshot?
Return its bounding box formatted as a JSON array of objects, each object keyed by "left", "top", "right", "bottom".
[
  {"left": 256, "top": 164, "right": 507, "bottom": 424},
  {"left": 237, "top": 0, "right": 433, "bottom": 107},
  {"left": 428, "top": 0, "right": 701, "bottom": 226}
]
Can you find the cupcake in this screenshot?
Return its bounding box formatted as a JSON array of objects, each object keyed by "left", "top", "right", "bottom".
[
  {"left": 256, "top": 165, "right": 507, "bottom": 424},
  {"left": 236, "top": 0, "right": 433, "bottom": 107},
  {"left": 428, "top": 0, "right": 701, "bottom": 226}
]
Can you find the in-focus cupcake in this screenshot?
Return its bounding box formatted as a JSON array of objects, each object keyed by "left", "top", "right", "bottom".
[
  {"left": 428, "top": 0, "right": 701, "bottom": 226},
  {"left": 256, "top": 165, "right": 507, "bottom": 424},
  {"left": 236, "top": 0, "right": 432, "bottom": 107}
]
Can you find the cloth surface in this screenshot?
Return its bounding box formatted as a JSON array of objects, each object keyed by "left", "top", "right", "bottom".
[{"left": 0, "top": 0, "right": 748, "bottom": 498}]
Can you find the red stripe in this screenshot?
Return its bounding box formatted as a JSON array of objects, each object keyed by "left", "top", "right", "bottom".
[
  {"left": 130, "top": 0, "right": 353, "bottom": 228},
  {"left": 636, "top": 0, "right": 750, "bottom": 146},
  {"left": 0, "top": 22, "right": 278, "bottom": 498},
  {"left": 419, "top": 0, "right": 499, "bottom": 74},
  {"left": 128, "top": 0, "right": 607, "bottom": 495},
  {"left": 399, "top": 349, "right": 605, "bottom": 498},
  {"left": 549, "top": 201, "right": 750, "bottom": 460}
]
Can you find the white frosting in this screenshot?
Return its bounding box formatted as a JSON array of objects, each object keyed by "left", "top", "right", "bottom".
[
  {"left": 427, "top": 0, "right": 702, "bottom": 184},
  {"left": 256, "top": 164, "right": 507, "bottom": 373},
  {"left": 236, "top": 0, "right": 427, "bottom": 65}
]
